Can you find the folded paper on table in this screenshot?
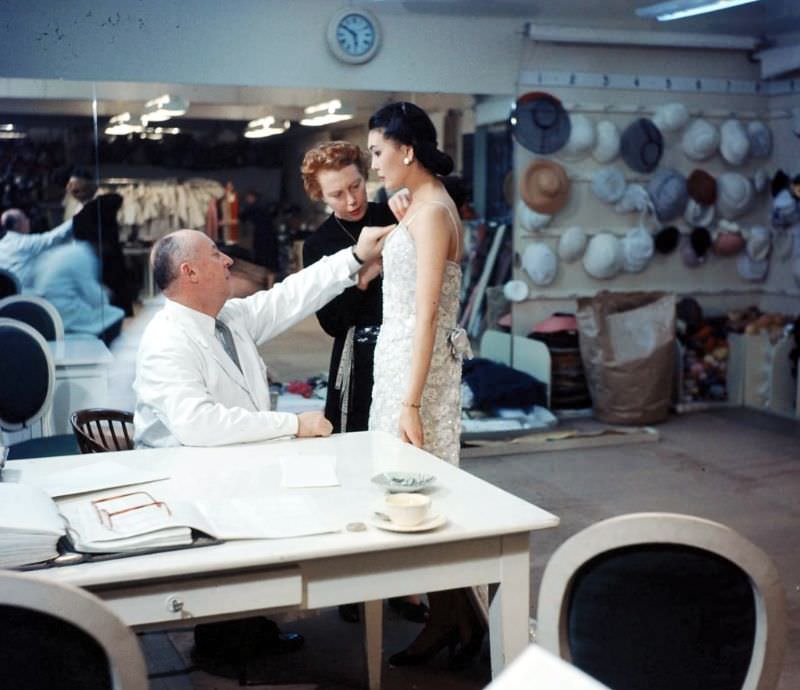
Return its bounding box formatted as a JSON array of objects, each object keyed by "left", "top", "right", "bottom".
[
  {"left": 280, "top": 454, "right": 339, "bottom": 488},
  {"left": 23, "top": 460, "right": 170, "bottom": 497},
  {"left": 0, "top": 484, "right": 66, "bottom": 568}
]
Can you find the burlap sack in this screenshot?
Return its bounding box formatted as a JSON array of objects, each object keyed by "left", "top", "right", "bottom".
[{"left": 577, "top": 291, "right": 676, "bottom": 424}]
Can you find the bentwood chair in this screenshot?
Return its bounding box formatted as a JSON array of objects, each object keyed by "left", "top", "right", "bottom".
[
  {"left": 70, "top": 408, "right": 135, "bottom": 453},
  {"left": 537, "top": 513, "right": 786, "bottom": 690},
  {"left": 0, "top": 570, "right": 148, "bottom": 690},
  {"left": 0, "top": 294, "right": 64, "bottom": 341}
]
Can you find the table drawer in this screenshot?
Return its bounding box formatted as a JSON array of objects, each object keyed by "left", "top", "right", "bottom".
[{"left": 94, "top": 566, "right": 302, "bottom": 627}]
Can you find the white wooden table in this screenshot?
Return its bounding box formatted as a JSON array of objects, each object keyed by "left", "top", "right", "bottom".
[{"left": 12, "top": 431, "right": 559, "bottom": 689}]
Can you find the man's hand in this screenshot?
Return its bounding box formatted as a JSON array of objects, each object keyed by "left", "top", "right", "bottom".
[
  {"left": 355, "top": 224, "right": 394, "bottom": 263},
  {"left": 388, "top": 188, "right": 412, "bottom": 221},
  {"left": 357, "top": 258, "right": 382, "bottom": 290},
  {"left": 296, "top": 411, "right": 333, "bottom": 438}
]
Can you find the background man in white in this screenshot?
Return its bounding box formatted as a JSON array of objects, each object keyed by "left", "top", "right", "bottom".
[{"left": 133, "top": 227, "right": 389, "bottom": 448}]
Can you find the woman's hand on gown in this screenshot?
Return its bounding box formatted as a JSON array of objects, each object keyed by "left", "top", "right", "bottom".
[
  {"left": 399, "top": 406, "right": 424, "bottom": 448},
  {"left": 355, "top": 224, "right": 395, "bottom": 262}
]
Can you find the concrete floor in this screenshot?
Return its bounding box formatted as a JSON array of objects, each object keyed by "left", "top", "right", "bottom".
[{"left": 127, "top": 313, "right": 800, "bottom": 689}]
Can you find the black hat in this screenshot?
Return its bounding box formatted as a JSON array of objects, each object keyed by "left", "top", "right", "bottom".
[
  {"left": 771, "top": 169, "right": 790, "bottom": 197},
  {"left": 512, "top": 92, "right": 571, "bottom": 155},
  {"left": 620, "top": 118, "right": 663, "bottom": 173},
  {"left": 72, "top": 193, "right": 123, "bottom": 244},
  {"left": 654, "top": 226, "right": 680, "bottom": 254},
  {"left": 690, "top": 226, "right": 712, "bottom": 257}
]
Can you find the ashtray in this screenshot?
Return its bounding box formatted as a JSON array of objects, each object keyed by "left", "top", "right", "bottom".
[{"left": 371, "top": 471, "right": 436, "bottom": 493}]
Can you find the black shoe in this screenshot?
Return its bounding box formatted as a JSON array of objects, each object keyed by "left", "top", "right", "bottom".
[
  {"left": 388, "top": 597, "right": 430, "bottom": 623},
  {"left": 338, "top": 603, "right": 361, "bottom": 623}
]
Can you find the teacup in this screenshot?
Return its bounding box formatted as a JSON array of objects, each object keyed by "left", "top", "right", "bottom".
[{"left": 383, "top": 493, "right": 431, "bottom": 527}]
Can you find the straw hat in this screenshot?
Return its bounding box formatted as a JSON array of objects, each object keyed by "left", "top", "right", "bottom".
[{"left": 520, "top": 160, "right": 571, "bottom": 214}]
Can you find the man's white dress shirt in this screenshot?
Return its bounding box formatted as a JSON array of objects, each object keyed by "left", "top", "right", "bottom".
[{"left": 133, "top": 247, "right": 361, "bottom": 448}]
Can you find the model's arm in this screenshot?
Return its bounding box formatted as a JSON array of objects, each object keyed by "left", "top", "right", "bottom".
[
  {"left": 400, "top": 205, "right": 452, "bottom": 447},
  {"left": 22, "top": 219, "right": 73, "bottom": 254}
]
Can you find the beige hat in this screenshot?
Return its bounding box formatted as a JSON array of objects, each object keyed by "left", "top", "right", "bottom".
[
  {"left": 720, "top": 119, "right": 750, "bottom": 166},
  {"left": 558, "top": 226, "right": 587, "bottom": 262},
  {"left": 622, "top": 226, "right": 655, "bottom": 273},
  {"left": 652, "top": 102, "right": 690, "bottom": 133},
  {"left": 559, "top": 113, "right": 595, "bottom": 160},
  {"left": 682, "top": 119, "right": 719, "bottom": 161},
  {"left": 583, "top": 233, "right": 623, "bottom": 279},
  {"left": 521, "top": 160, "right": 571, "bottom": 214},
  {"left": 592, "top": 120, "right": 620, "bottom": 164},
  {"left": 522, "top": 242, "right": 558, "bottom": 286},
  {"left": 746, "top": 225, "right": 771, "bottom": 262},
  {"left": 717, "top": 172, "right": 754, "bottom": 220},
  {"left": 517, "top": 200, "right": 551, "bottom": 232}
]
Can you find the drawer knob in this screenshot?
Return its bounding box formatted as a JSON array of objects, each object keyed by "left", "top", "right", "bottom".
[{"left": 167, "top": 596, "right": 184, "bottom": 613}]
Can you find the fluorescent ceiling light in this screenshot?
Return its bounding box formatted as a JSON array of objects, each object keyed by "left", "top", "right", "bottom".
[
  {"left": 300, "top": 99, "right": 353, "bottom": 127},
  {"left": 636, "top": 0, "right": 760, "bottom": 22},
  {"left": 143, "top": 94, "right": 189, "bottom": 122},
  {"left": 140, "top": 126, "right": 181, "bottom": 140},
  {"left": 244, "top": 116, "right": 289, "bottom": 139},
  {"left": 104, "top": 112, "right": 143, "bottom": 136},
  {"left": 0, "top": 123, "right": 26, "bottom": 139}
]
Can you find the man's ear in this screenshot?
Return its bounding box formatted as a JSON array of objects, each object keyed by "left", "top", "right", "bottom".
[{"left": 179, "top": 261, "right": 197, "bottom": 283}]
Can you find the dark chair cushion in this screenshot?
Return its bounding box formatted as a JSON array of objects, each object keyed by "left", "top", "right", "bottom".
[
  {"left": 0, "top": 325, "right": 50, "bottom": 425},
  {"left": 568, "top": 544, "right": 755, "bottom": 690},
  {"left": 7, "top": 434, "right": 80, "bottom": 459},
  {"left": 0, "top": 605, "right": 112, "bottom": 690},
  {"left": 0, "top": 302, "right": 56, "bottom": 341},
  {"left": 0, "top": 270, "right": 18, "bottom": 298}
]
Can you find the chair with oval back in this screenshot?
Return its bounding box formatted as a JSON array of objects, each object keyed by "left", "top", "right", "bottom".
[
  {"left": 70, "top": 408, "right": 135, "bottom": 453},
  {"left": 0, "top": 294, "right": 64, "bottom": 341},
  {"left": 0, "top": 268, "right": 20, "bottom": 299}
]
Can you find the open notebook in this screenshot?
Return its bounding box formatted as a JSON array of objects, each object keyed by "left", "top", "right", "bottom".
[{"left": 0, "top": 483, "right": 339, "bottom": 568}]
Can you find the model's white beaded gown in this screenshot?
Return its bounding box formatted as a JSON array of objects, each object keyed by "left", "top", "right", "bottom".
[{"left": 369, "top": 201, "right": 463, "bottom": 465}]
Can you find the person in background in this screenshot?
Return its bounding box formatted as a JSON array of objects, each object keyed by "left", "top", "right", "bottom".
[
  {"left": 367, "top": 101, "right": 483, "bottom": 669},
  {"left": 32, "top": 241, "right": 125, "bottom": 345},
  {"left": 239, "top": 190, "right": 279, "bottom": 289},
  {"left": 0, "top": 208, "right": 73, "bottom": 290}
]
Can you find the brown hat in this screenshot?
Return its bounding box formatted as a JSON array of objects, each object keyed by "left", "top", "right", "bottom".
[
  {"left": 687, "top": 169, "right": 717, "bottom": 205},
  {"left": 520, "top": 159, "right": 571, "bottom": 214}
]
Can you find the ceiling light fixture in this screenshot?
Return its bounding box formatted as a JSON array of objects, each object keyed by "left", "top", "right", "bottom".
[
  {"left": 244, "top": 116, "right": 290, "bottom": 139},
  {"left": 104, "top": 112, "right": 143, "bottom": 136},
  {"left": 0, "top": 123, "right": 26, "bottom": 139},
  {"left": 142, "top": 94, "right": 189, "bottom": 123},
  {"left": 636, "top": 0, "right": 760, "bottom": 22},
  {"left": 300, "top": 99, "right": 353, "bottom": 127}
]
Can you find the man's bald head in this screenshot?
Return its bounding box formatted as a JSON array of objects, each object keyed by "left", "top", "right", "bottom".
[
  {"left": 1, "top": 209, "right": 30, "bottom": 235},
  {"left": 151, "top": 229, "right": 206, "bottom": 292}
]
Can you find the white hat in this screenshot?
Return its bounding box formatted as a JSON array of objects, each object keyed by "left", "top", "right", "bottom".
[
  {"left": 560, "top": 113, "right": 595, "bottom": 160},
  {"left": 583, "top": 233, "right": 623, "bottom": 279},
  {"left": 753, "top": 168, "right": 769, "bottom": 194},
  {"left": 558, "top": 227, "right": 589, "bottom": 263},
  {"left": 736, "top": 253, "right": 768, "bottom": 282},
  {"left": 522, "top": 242, "right": 558, "bottom": 286},
  {"left": 682, "top": 119, "right": 719, "bottom": 161},
  {"left": 652, "top": 102, "right": 690, "bottom": 133},
  {"left": 746, "top": 225, "right": 771, "bottom": 262},
  {"left": 717, "top": 172, "right": 754, "bottom": 220},
  {"left": 591, "top": 167, "right": 626, "bottom": 204},
  {"left": 592, "top": 120, "right": 620, "bottom": 163},
  {"left": 558, "top": 226, "right": 587, "bottom": 262},
  {"left": 614, "top": 184, "right": 652, "bottom": 214},
  {"left": 517, "top": 200, "right": 551, "bottom": 232},
  {"left": 771, "top": 189, "right": 799, "bottom": 228},
  {"left": 684, "top": 199, "right": 715, "bottom": 227},
  {"left": 622, "top": 226, "right": 654, "bottom": 273},
  {"left": 720, "top": 119, "right": 750, "bottom": 166},
  {"left": 747, "top": 121, "right": 772, "bottom": 158},
  {"left": 503, "top": 279, "right": 529, "bottom": 302}
]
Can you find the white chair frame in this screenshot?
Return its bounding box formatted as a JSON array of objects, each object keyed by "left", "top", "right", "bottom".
[
  {"left": 0, "top": 570, "right": 148, "bottom": 690},
  {"left": 0, "top": 318, "right": 55, "bottom": 437},
  {"left": 537, "top": 512, "right": 787, "bottom": 690},
  {"left": 0, "top": 294, "right": 64, "bottom": 341}
]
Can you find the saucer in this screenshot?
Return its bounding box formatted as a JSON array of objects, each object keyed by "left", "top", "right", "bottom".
[
  {"left": 369, "top": 513, "right": 447, "bottom": 533},
  {"left": 371, "top": 471, "right": 436, "bottom": 493}
]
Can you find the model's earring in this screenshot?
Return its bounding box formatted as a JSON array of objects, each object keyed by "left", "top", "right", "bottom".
[{"left": 403, "top": 157, "right": 411, "bottom": 166}]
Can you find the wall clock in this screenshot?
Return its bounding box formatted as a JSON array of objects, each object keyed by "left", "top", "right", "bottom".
[{"left": 326, "top": 7, "right": 382, "bottom": 64}]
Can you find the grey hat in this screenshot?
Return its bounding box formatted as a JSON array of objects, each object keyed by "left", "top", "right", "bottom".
[
  {"left": 647, "top": 168, "right": 688, "bottom": 222},
  {"left": 682, "top": 119, "right": 719, "bottom": 161},
  {"left": 512, "top": 92, "right": 571, "bottom": 155},
  {"left": 747, "top": 121, "right": 772, "bottom": 158},
  {"left": 717, "top": 172, "right": 754, "bottom": 220},
  {"left": 620, "top": 118, "right": 663, "bottom": 173},
  {"left": 622, "top": 226, "right": 655, "bottom": 273},
  {"left": 591, "top": 167, "right": 626, "bottom": 204},
  {"left": 720, "top": 119, "right": 750, "bottom": 166}
]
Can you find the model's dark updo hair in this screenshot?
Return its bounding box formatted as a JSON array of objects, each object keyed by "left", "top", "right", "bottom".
[{"left": 368, "top": 102, "right": 454, "bottom": 176}]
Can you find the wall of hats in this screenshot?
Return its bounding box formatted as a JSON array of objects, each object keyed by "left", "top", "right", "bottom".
[{"left": 508, "top": 42, "right": 800, "bottom": 338}]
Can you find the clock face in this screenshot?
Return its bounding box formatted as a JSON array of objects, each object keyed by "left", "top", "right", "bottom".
[{"left": 327, "top": 8, "right": 381, "bottom": 64}]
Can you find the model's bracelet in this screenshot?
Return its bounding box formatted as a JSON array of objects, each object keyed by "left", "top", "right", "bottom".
[
  {"left": 402, "top": 401, "right": 421, "bottom": 409},
  {"left": 351, "top": 246, "right": 365, "bottom": 265}
]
